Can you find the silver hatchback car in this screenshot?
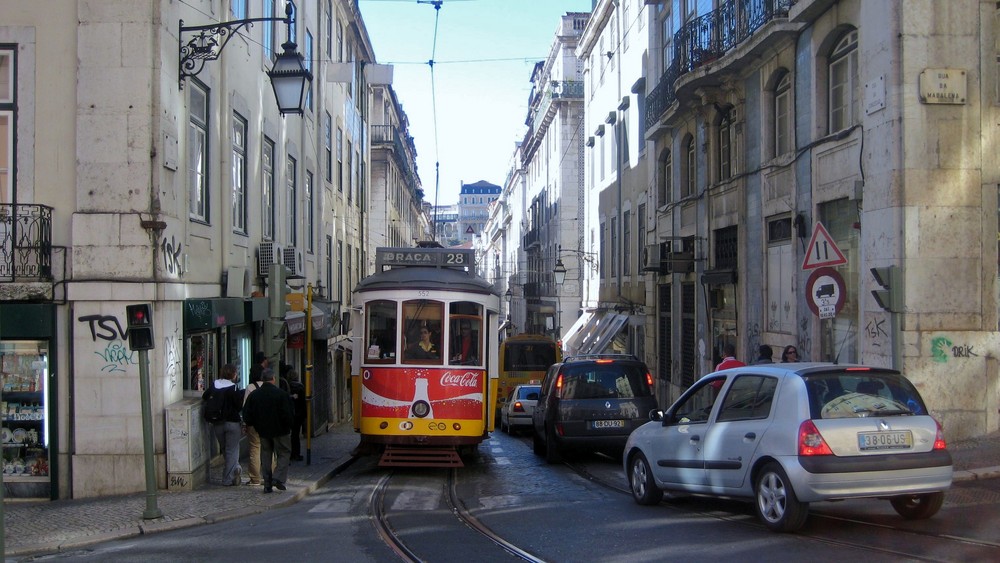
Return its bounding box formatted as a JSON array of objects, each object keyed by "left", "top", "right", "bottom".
[{"left": 624, "top": 363, "right": 952, "bottom": 532}]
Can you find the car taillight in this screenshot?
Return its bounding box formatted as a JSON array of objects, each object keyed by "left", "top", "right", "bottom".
[
  {"left": 595, "top": 359, "right": 613, "bottom": 364},
  {"left": 933, "top": 419, "right": 947, "bottom": 450},
  {"left": 555, "top": 374, "right": 564, "bottom": 398},
  {"left": 798, "top": 420, "right": 833, "bottom": 456},
  {"left": 645, "top": 372, "right": 654, "bottom": 387},
  {"left": 513, "top": 401, "right": 524, "bottom": 413}
]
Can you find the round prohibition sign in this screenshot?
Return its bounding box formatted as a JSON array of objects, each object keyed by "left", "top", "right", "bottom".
[{"left": 806, "top": 267, "right": 846, "bottom": 318}]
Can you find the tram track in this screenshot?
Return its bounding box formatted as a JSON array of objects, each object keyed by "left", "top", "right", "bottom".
[
  {"left": 564, "top": 454, "right": 999, "bottom": 561},
  {"left": 369, "top": 468, "right": 546, "bottom": 563}
]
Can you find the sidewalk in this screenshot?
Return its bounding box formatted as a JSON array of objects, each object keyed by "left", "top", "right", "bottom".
[
  {"left": 2, "top": 421, "right": 361, "bottom": 559},
  {"left": 2, "top": 425, "right": 999, "bottom": 559}
]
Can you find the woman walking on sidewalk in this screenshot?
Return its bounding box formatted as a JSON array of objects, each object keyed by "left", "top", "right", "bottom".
[
  {"left": 203, "top": 363, "right": 244, "bottom": 486},
  {"left": 242, "top": 352, "right": 268, "bottom": 485}
]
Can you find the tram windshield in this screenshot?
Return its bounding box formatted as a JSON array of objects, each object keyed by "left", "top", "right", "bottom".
[{"left": 402, "top": 300, "right": 444, "bottom": 363}]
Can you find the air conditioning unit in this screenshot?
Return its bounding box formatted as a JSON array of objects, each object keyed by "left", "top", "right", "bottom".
[
  {"left": 283, "top": 247, "right": 305, "bottom": 278},
  {"left": 641, "top": 244, "right": 661, "bottom": 272},
  {"left": 257, "top": 242, "right": 285, "bottom": 277},
  {"left": 657, "top": 242, "right": 695, "bottom": 275}
]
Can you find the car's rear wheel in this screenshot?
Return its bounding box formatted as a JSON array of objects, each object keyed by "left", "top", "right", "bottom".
[
  {"left": 544, "top": 425, "right": 562, "bottom": 464},
  {"left": 628, "top": 452, "right": 663, "bottom": 505},
  {"left": 890, "top": 492, "right": 944, "bottom": 520},
  {"left": 754, "top": 462, "right": 809, "bottom": 532},
  {"left": 532, "top": 427, "right": 544, "bottom": 455}
]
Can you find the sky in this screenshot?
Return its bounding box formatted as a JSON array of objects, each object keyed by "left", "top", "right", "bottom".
[{"left": 358, "top": 0, "right": 593, "bottom": 207}]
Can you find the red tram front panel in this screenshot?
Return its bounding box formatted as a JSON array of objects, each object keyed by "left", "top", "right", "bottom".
[{"left": 359, "top": 366, "right": 488, "bottom": 442}]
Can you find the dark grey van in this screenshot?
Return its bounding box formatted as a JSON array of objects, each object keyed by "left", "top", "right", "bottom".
[{"left": 532, "top": 354, "right": 658, "bottom": 463}]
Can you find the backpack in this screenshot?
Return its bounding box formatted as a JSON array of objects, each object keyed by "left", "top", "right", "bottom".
[{"left": 203, "top": 386, "right": 229, "bottom": 423}]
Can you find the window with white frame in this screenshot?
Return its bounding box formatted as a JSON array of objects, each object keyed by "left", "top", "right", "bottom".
[
  {"left": 611, "top": 216, "right": 618, "bottom": 278},
  {"left": 683, "top": 134, "right": 696, "bottom": 198},
  {"left": 305, "top": 30, "right": 314, "bottom": 112},
  {"left": 659, "top": 3, "right": 672, "bottom": 77},
  {"left": 346, "top": 140, "right": 353, "bottom": 203},
  {"left": 263, "top": 0, "right": 275, "bottom": 61},
  {"left": 637, "top": 203, "right": 646, "bottom": 270},
  {"left": 306, "top": 170, "right": 314, "bottom": 253},
  {"left": 232, "top": 112, "right": 247, "bottom": 234},
  {"left": 336, "top": 126, "right": 344, "bottom": 191},
  {"left": 262, "top": 137, "right": 275, "bottom": 240},
  {"left": 287, "top": 155, "right": 297, "bottom": 247},
  {"left": 1, "top": 48, "right": 13, "bottom": 205},
  {"left": 231, "top": 0, "right": 247, "bottom": 19},
  {"left": 326, "top": 0, "right": 333, "bottom": 59},
  {"left": 623, "top": 210, "right": 631, "bottom": 276},
  {"left": 324, "top": 112, "right": 332, "bottom": 182},
  {"left": 774, "top": 71, "right": 792, "bottom": 157},
  {"left": 188, "top": 81, "right": 209, "bottom": 223},
  {"left": 829, "top": 29, "right": 858, "bottom": 133}
]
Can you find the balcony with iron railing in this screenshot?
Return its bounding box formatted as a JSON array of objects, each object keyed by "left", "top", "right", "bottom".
[
  {"left": 0, "top": 203, "right": 53, "bottom": 281},
  {"left": 372, "top": 124, "right": 420, "bottom": 194},
  {"left": 645, "top": 0, "right": 794, "bottom": 133}
]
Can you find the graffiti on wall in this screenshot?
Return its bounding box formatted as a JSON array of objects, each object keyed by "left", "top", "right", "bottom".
[
  {"left": 164, "top": 322, "right": 180, "bottom": 391},
  {"left": 931, "top": 336, "right": 979, "bottom": 363},
  {"left": 160, "top": 234, "right": 184, "bottom": 276},
  {"left": 77, "top": 314, "right": 137, "bottom": 373},
  {"left": 745, "top": 322, "right": 761, "bottom": 361},
  {"left": 797, "top": 317, "right": 813, "bottom": 362}
]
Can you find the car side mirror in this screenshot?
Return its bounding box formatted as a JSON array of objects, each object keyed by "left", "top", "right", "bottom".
[{"left": 648, "top": 409, "right": 663, "bottom": 422}]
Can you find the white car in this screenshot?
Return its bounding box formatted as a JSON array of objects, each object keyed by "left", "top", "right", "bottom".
[
  {"left": 500, "top": 384, "right": 540, "bottom": 434},
  {"left": 624, "top": 363, "right": 953, "bottom": 532}
]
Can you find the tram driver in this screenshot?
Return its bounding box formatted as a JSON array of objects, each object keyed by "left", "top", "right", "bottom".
[{"left": 406, "top": 323, "right": 440, "bottom": 360}]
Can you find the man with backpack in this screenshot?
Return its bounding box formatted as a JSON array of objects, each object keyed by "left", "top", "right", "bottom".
[
  {"left": 242, "top": 367, "right": 294, "bottom": 493},
  {"left": 202, "top": 363, "right": 244, "bottom": 486}
]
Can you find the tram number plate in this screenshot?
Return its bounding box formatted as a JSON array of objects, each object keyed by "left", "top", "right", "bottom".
[
  {"left": 592, "top": 419, "right": 625, "bottom": 429},
  {"left": 858, "top": 430, "right": 912, "bottom": 451}
]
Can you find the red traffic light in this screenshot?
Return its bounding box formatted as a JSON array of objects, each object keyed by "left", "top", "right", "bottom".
[{"left": 126, "top": 304, "right": 153, "bottom": 328}]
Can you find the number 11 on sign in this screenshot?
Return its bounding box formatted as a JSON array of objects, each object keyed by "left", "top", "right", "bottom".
[{"left": 801, "top": 221, "right": 847, "bottom": 270}]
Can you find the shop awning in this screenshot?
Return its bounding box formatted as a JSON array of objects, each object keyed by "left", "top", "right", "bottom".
[
  {"left": 561, "top": 311, "right": 594, "bottom": 351},
  {"left": 311, "top": 305, "right": 327, "bottom": 331},
  {"left": 285, "top": 311, "right": 306, "bottom": 335},
  {"left": 584, "top": 313, "right": 629, "bottom": 355},
  {"left": 564, "top": 310, "right": 605, "bottom": 356}
]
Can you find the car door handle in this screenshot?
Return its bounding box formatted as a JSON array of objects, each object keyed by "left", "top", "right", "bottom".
[
  {"left": 744, "top": 432, "right": 756, "bottom": 441},
  {"left": 689, "top": 435, "right": 700, "bottom": 443}
]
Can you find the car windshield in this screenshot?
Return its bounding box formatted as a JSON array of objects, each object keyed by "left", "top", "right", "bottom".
[
  {"left": 802, "top": 370, "right": 927, "bottom": 419},
  {"left": 559, "top": 363, "right": 651, "bottom": 400}
]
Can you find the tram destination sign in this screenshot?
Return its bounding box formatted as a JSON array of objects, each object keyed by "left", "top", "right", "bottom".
[{"left": 376, "top": 247, "right": 475, "bottom": 270}]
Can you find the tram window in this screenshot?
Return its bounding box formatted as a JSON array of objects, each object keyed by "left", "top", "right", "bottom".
[
  {"left": 403, "top": 300, "right": 443, "bottom": 363},
  {"left": 449, "top": 302, "right": 483, "bottom": 366},
  {"left": 366, "top": 300, "right": 397, "bottom": 362}
]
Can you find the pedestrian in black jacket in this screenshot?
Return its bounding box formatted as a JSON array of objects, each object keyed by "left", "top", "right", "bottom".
[
  {"left": 286, "top": 369, "right": 307, "bottom": 461},
  {"left": 241, "top": 368, "right": 294, "bottom": 493}
]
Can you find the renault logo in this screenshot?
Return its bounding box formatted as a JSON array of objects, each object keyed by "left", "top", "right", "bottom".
[
  {"left": 605, "top": 401, "right": 612, "bottom": 409},
  {"left": 878, "top": 419, "right": 890, "bottom": 431}
]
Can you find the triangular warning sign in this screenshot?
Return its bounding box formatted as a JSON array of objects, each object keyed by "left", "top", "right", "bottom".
[
  {"left": 466, "top": 226, "right": 475, "bottom": 234},
  {"left": 801, "top": 221, "right": 847, "bottom": 270}
]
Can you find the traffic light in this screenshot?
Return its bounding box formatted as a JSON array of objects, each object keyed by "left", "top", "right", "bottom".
[
  {"left": 125, "top": 303, "right": 155, "bottom": 350},
  {"left": 871, "top": 266, "right": 903, "bottom": 312}
]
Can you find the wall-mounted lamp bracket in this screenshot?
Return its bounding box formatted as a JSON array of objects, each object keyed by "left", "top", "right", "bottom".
[{"left": 179, "top": 2, "right": 294, "bottom": 87}]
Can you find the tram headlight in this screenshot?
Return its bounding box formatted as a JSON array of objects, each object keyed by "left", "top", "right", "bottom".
[
  {"left": 411, "top": 400, "right": 431, "bottom": 418},
  {"left": 453, "top": 423, "right": 461, "bottom": 431},
  {"left": 379, "top": 421, "right": 388, "bottom": 430}
]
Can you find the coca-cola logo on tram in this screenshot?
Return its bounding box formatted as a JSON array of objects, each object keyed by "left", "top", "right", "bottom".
[{"left": 362, "top": 367, "right": 485, "bottom": 419}]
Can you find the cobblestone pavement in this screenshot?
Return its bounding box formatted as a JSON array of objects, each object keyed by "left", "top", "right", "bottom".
[{"left": 2, "top": 424, "right": 998, "bottom": 559}]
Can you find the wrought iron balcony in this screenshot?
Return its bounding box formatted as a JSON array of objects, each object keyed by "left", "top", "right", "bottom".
[
  {"left": 0, "top": 203, "right": 53, "bottom": 281},
  {"left": 645, "top": 0, "right": 792, "bottom": 133}
]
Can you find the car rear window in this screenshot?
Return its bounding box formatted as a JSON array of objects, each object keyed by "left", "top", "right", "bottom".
[
  {"left": 802, "top": 370, "right": 928, "bottom": 419},
  {"left": 559, "top": 364, "right": 651, "bottom": 400},
  {"left": 517, "top": 386, "right": 540, "bottom": 400}
]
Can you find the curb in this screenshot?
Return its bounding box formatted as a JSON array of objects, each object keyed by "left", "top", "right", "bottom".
[{"left": 952, "top": 465, "right": 1000, "bottom": 482}]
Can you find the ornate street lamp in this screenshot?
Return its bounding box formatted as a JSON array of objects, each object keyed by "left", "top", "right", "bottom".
[
  {"left": 179, "top": 1, "right": 312, "bottom": 115},
  {"left": 553, "top": 258, "right": 567, "bottom": 285}
]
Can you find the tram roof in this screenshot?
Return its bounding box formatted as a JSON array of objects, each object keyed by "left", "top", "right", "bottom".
[{"left": 355, "top": 263, "right": 497, "bottom": 294}]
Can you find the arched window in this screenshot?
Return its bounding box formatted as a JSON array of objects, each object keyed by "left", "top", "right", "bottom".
[
  {"left": 829, "top": 29, "right": 858, "bottom": 133},
  {"left": 774, "top": 72, "right": 792, "bottom": 156},
  {"left": 683, "top": 134, "right": 696, "bottom": 198},
  {"left": 659, "top": 149, "right": 673, "bottom": 206}
]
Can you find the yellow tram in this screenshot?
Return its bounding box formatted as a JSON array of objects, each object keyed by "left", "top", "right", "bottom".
[{"left": 350, "top": 246, "right": 500, "bottom": 466}]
